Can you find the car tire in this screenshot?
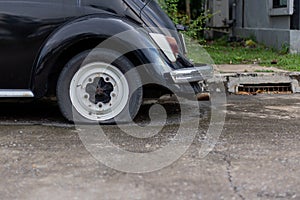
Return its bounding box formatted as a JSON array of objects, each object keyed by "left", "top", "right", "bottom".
[{"left": 56, "top": 48, "right": 143, "bottom": 124}]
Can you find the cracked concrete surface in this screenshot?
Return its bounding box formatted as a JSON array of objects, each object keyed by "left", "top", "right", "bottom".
[
  {"left": 215, "top": 151, "right": 246, "bottom": 200},
  {"left": 0, "top": 95, "right": 299, "bottom": 199}
]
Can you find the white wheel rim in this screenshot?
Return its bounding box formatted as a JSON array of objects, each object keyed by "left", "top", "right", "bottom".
[{"left": 70, "top": 62, "right": 130, "bottom": 121}]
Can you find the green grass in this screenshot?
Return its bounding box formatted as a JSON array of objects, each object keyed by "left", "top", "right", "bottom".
[
  {"left": 254, "top": 70, "right": 275, "bottom": 73},
  {"left": 187, "top": 38, "right": 300, "bottom": 71}
]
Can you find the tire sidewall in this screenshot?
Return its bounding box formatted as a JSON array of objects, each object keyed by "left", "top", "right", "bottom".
[{"left": 57, "top": 48, "right": 143, "bottom": 124}]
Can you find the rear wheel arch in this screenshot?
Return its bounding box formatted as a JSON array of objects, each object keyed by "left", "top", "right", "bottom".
[
  {"left": 33, "top": 36, "right": 150, "bottom": 97},
  {"left": 31, "top": 16, "right": 147, "bottom": 97}
]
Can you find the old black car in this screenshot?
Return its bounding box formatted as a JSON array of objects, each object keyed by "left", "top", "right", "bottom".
[{"left": 0, "top": 0, "right": 212, "bottom": 123}]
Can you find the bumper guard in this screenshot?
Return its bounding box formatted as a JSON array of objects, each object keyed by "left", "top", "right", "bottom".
[{"left": 169, "top": 64, "right": 214, "bottom": 84}]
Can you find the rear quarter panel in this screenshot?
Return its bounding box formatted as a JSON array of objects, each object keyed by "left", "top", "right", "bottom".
[{"left": 0, "top": 0, "right": 79, "bottom": 89}]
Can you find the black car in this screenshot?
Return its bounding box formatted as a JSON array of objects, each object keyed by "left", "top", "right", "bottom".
[{"left": 0, "top": 0, "right": 213, "bottom": 123}]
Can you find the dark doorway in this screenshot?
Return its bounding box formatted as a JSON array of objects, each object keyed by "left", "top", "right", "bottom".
[{"left": 291, "top": 0, "right": 300, "bottom": 30}]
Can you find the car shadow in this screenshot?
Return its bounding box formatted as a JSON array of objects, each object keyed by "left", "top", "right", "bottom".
[
  {"left": 0, "top": 99, "right": 68, "bottom": 126},
  {"left": 0, "top": 98, "right": 211, "bottom": 126}
]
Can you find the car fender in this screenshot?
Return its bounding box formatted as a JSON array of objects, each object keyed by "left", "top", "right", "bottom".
[{"left": 32, "top": 14, "right": 173, "bottom": 97}]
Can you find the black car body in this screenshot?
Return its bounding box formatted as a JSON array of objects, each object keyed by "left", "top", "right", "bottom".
[{"left": 0, "top": 0, "right": 213, "bottom": 123}]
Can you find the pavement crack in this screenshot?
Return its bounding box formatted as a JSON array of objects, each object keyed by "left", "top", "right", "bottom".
[
  {"left": 225, "top": 157, "right": 245, "bottom": 200},
  {"left": 215, "top": 151, "right": 246, "bottom": 200}
]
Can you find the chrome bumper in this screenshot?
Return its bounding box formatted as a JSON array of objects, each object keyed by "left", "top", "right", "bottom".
[{"left": 169, "top": 64, "right": 214, "bottom": 84}]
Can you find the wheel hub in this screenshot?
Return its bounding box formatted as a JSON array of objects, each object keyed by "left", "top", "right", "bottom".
[
  {"left": 70, "top": 62, "right": 130, "bottom": 121},
  {"left": 86, "top": 77, "right": 114, "bottom": 104}
]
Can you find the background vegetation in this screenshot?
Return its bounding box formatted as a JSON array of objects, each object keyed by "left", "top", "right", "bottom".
[
  {"left": 158, "top": 0, "right": 300, "bottom": 71},
  {"left": 158, "top": 0, "right": 209, "bottom": 40},
  {"left": 202, "top": 38, "right": 300, "bottom": 71}
]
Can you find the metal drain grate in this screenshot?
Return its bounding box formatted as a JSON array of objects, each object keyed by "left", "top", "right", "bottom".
[{"left": 237, "top": 83, "right": 292, "bottom": 94}]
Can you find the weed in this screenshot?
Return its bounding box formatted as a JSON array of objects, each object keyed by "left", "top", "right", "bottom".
[
  {"left": 188, "top": 38, "right": 300, "bottom": 72},
  {"left": 254, "top": 70, "right": 275, "bottom": 73}
]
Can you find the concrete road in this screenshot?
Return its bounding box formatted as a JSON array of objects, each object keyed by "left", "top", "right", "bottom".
[{"left": 0, "top": 95, "right": 299, "bottom": 200}]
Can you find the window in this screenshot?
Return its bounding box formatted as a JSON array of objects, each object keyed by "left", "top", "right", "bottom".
[
  {"left": 269, "top": 0, "right": 294, "bottom": 16},
  {"left": 273, "top": 0, "right": 288, "bottom": 8}
]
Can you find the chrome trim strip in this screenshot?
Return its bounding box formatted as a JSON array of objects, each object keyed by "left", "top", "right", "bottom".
[
  {"left": 0, "top": 90, "right": 34, "bottom": 98},
  {"left": 179, "top": 33, "right": 188, "bottom": 55},
  {"left": 169, "top": 65, "right": 214, "bottom": 84},
  {"left": 170, "top": 68, "right": 202, "bottom": 83}
]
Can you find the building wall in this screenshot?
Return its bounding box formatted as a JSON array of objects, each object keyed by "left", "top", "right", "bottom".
[
  {"left": 235, "top": 27, "right": 291, "bottom": 50},
  {"left": 230, "top": 0, "right": 300, "bottom": 53},
  {"left": 234, "top": 0, "right": 291, "bottom": 29}
]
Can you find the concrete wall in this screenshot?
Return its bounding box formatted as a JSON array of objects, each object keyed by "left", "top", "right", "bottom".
[
  {"left": 235, "top": 27, "right": 291, "bottom": 50},
  {"left": 234, "top": 0, "right": 290, "bottom": 29},
  {"left": 290, "top": 30, "right": 300, "bottom": 53},
  {"left": 230, "top": 0, "right": 300, "bottom": 53}
]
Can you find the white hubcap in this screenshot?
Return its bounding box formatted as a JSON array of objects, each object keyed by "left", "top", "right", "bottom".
[{"left": 70, "top": 62, "right": 129, "bottom": 121}]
